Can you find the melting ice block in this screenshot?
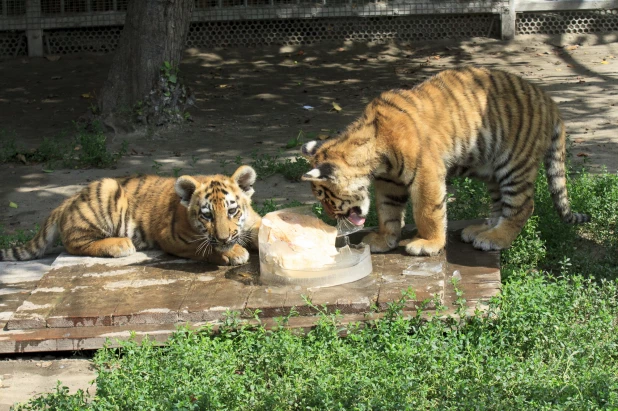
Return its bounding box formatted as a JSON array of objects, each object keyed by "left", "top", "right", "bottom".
[
  {"left": 259, "top": 207, "right": 339, "bottom": 269},
  {"left": 258, "top": 206, "right": 372, "bottom": 288}
]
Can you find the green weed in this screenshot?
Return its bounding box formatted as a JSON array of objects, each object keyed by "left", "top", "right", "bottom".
[
  {"left": 0, "top": 130, "right": 19, "bottom": 163},
  {"left": 248, "top": 151, "right": 310, "bottom": 182},
  {"left": 0, "top": 224, "right": 38, "bottom": 249},
  {"left": 0, "top": 124, "right": 127, "bottom": 169}
]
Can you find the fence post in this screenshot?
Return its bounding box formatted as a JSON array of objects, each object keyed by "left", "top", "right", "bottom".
[
  {"left": 25, "top": 0, "right": 43, "bottom": 57},
  {"left": 500, "top": 0, "right": 516, "bottom": 40}
]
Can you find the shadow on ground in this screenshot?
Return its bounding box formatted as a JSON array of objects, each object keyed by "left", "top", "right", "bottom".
[{"left": 1, "top": 33, "right": 617, "bottom": 233}]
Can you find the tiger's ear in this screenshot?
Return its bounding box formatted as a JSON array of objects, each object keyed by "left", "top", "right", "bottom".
[
  {"left": 175, "top": 176, "right": 199, "bottom": 207},
  {"left": 232, "top": 165, "right": 257, "bottom": 197},
  {"left": 301, "top": 163, "right": 334, "bottom": 182},
  {"left": 301, "top": 140, "right": 325, "bottom": 158}
]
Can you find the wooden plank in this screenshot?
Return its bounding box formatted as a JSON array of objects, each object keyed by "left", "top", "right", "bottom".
[
  {"left": 0, "top": 2, "right": 507, "bottom": 31},
  {"left": 0, "top": 220, "right": 500, "bottom": 353},
  {"left": 501, "top": 0, "right": 516, "bottom": 40},
  {"left": 515, "top": 0, "right": 618, "bottom": 12},
  {"left": 110, "top": 269, "right": 194, "bottom": 326}
]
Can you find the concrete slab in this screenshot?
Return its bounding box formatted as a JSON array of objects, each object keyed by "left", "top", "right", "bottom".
[{"left": 0, "top": 220, "right": 501, "bottom": 353}]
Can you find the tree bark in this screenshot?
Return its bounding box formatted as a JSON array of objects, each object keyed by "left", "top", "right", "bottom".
[{"left": 98, "top": 0, "right": 194, "bottom": 130}]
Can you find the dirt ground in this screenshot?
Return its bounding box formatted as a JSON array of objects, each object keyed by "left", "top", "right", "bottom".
[{"left": 1, "top": 32, "right": 618, "bottom": 409}]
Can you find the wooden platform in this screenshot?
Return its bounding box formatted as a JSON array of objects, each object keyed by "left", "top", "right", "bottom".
[{"left": 0, "top": 220, "right": 501, "bottom": 353}]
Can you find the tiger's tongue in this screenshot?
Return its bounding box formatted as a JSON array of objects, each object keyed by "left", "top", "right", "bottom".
[{"left": 347, "top": 211, "right": 366, "bottom": 226}]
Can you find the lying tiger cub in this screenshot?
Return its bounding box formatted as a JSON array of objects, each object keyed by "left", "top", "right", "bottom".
[
  {"left": 0, "top": 166, "right": 261, "bottom": 266},
  {"left": 301, "top": 66, "right": 589, "bottom": 256}
]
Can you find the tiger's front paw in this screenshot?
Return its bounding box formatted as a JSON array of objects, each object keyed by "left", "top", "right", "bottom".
[
  {"left": 399, "top": 237, "right": 444, "bottom": 256},
  {"left": 362, "top": 232, "right": 398, "bottom": 253},
  {"left": 216, "top": 244, "right": 250, "bottom": 266},
  {"left": 461, "top": 223, "right": 492, "bottom": 243}
]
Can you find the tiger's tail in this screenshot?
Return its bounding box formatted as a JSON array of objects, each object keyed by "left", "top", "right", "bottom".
[
  {"left": 0, "top": 207, "right": 64, "bottom": 261},
  {"left": 544, "top": 121, "right": 590, "bottom": 224}
]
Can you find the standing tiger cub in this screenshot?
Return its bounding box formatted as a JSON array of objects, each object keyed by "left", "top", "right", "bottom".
[
  {"left": 0, "top": 166, "right": 261, "bottom": 266},
  {"left": 301, "top": 66, "right": 589, "bottom": 256}
]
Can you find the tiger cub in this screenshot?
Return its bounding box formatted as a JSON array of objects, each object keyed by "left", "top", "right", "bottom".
[
  {"left": 0, "top": 166, "right": 261, "bottom": 266},
  {"left": 301, "top": 66, "right": 589, "bottom": 256}
]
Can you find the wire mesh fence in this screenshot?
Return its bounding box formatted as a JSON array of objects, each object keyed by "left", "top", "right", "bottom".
[
  {"left": 1, "top": 0, "right": 617, "bottom": 57},
  {"left": 518, "top": 9, "right": 618, "bottom": 35}
]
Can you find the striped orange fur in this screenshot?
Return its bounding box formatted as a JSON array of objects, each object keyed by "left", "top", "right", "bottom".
[
  {"left": 301, "top": 66, "right": 589, "bottom": 256},
  {"left": 0, "top": 166, "right": 261, "bottom": 266}
]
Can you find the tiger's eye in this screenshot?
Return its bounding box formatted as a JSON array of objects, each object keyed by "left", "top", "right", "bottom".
[
  {"left": 228, "top": 207, "right": 238, "bottom": 216},
  {"left": 202, "top": 211, "right": 213, "bottom": 220}
]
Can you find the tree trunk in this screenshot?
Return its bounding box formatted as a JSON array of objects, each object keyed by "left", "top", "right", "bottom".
[{"left": 98, "top": 0, "right": 194, "bottom": 131}]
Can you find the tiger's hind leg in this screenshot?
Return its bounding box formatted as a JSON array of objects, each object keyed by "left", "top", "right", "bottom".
[
  {"left": 471, "top": 172, "right": 537, "bottom": 251},
  {"left": 60, "top": 178, "right": 135, "bottom": 258},
  {"left": 362, "top": 179, "right": 408, "bottom": 252},
  {"left": 65, "top": 237, "right": 136, "bottom": 258},
  {"left": 461, "top": 180, "right": 502, "bottom": 243}
]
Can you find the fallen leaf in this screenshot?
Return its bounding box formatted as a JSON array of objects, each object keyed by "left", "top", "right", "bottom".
[
  {"left": 565, "top": 45, "right": 578, "bottom": 51},
  {"left": 45, "top": 55, "right": 61, "bottom": 62},
  {"left": 317, "top": 134, "right": 330, "bottom": 140},
  {"left": 332, "top": 102, "right": 342, "bottom": 112},
  {"left": 81, "top": 92, "right": 93, "bottom": 99},
  {"left": 601, "top": 60, "right": 609, "bottom": 64},
  {"left": 297, "top": 50, "right": 305, "bottom": 56},
  {"left": 74, "top": 145, "right": 81, "bottom": 151},
  {"left": 218, "top": 84, "right": 229, "bottom": 88},
  {"left": 337, "top": 47, "right": 345, "bottom": 52},
  {"left": 9, "top": 201, "right": 17, "bottom": 208},
  {"left": 576, "top": 152, "right": 589, "bottom": 157},
  {"left": 42, "top": 169, "right": 54, "bottom": 173},
  {"left": 432, "top": 55, "right": 441, "bottom": 60},
  {"left": 16, "top": 153, "right": 27, "bottom": 164}
]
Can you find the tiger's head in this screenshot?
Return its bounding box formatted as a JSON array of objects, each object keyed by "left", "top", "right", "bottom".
[
  {"left": 175, "top": 165, "right": 258, "bottom": 251},
  {"left": 300, "top": 140, "right": 371, "bottom": 227}
]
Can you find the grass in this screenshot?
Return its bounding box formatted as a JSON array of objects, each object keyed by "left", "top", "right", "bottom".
[
  {"left": 0, "top": 123, "right": 127, "bottom": 169},
  {"left": 0, "top": 224, "right": 38, "bottom": 249},
  {"left": 248, "top": 151, "right": 310, "bottom": 182},
  {"left": 12, "top": 166, "right": 618, "bottom": 411}
]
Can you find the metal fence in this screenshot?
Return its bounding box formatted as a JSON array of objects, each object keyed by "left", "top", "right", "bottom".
[{"left": 1, "top": 0, "right": 617, "bottom": 57}]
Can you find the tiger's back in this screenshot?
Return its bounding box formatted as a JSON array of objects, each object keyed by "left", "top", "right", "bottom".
[
  {"left": 301, "top": 66, "right": 589, "bottom": 255},
  {"left": 1, "top": 166, "right": 261, "bottom": 266}
]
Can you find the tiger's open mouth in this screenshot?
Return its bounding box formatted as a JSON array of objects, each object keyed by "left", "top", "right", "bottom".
[
  {"left": 322, "top": 201, "right": 366, "bottom": 226},
  {"left": 346, "top": 207, "right": 366, "bottom": 226}
]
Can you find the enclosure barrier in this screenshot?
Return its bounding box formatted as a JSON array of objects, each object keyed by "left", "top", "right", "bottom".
[{"left": 0, "top": 0, "right": 617, "bottom": 57}]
